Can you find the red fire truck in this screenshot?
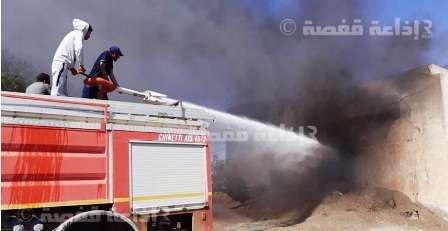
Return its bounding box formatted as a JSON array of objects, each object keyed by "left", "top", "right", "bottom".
[{"left": 1, "top": 91, "right": 214, "bottom": 231}]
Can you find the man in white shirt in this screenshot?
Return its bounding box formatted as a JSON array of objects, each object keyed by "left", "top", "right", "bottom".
[{"left": 51, "top": 19, "right": 93, "bottom": 96}]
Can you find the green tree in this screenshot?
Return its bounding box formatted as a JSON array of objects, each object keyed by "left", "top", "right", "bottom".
[
  {"left": 212, "top": 155, "right": 226, "bottom": 192},
  {"left": 1, "top": 49, "right": 36, "bottom": 92},
  {"left": 1, "top": 73, "right": 26, "bottom": 92},
  {"left": 212, "top": 155, "right": 250, "bottom": 202}
]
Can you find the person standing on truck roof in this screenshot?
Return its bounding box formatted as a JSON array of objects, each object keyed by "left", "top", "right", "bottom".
[
  {"left": 25, "top": 73, "right": 51, "bottom": 95},
  {"left": 81, "top": 46, "right": 123, "bottom": 100},
  {"left": 51, "top": 19, "right": 93, "bottom": 96}
]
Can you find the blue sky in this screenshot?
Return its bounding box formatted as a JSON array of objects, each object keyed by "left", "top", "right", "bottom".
[
  {"left": 366, "top": 0, "right": 448, "bottom": 33},
  {"left": 368, "top": 0, "right": 448, "bottom": 65},
  {"left": 241, "top": 0, "right": 448, "bottom": 67}
]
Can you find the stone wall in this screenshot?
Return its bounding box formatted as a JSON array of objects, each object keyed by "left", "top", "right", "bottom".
[{"left": 352, "top": 64, "right": 448, "bottom": 218}]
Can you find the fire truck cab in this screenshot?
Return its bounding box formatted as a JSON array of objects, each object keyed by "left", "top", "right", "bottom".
[{"left": 1, "top": 92, "right": 214, "bottom": 231}]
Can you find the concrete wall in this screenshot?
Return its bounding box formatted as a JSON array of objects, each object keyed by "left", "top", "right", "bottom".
[{"left": 351, "top": 64, "right": 448, "bottom": 218}]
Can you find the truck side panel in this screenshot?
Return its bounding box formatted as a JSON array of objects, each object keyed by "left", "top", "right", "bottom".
[
  {"left": 111, "top": 131, "right": 213, "bottom": 231},
  {"left": 1, "top": 125, "right": 109, "bottom": 209}
]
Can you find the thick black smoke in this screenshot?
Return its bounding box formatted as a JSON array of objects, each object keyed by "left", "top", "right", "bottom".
[{"left": 2, "top": 0, "right": 444, "bottom": 109}]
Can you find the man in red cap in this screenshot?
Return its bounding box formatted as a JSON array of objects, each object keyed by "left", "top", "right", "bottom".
[{"left": 82, "top": 46, "right": 123, "bottom": 100}]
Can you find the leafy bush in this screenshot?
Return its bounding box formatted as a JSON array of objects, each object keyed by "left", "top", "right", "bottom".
[
  {"left": 1, "top": 73, "right": 26, "bottom": 92},
  {"left": 1, "top": 49, "right": 36, "bottom": 92}
]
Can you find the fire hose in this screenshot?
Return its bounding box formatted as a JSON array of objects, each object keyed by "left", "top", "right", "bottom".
[{"left": 82, "top": 73, "right": 180, "bottom": 106}]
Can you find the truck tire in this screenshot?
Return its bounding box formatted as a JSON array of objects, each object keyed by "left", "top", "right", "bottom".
[{"left": 53, "top": 210, "right": 138, "bottom": 231}]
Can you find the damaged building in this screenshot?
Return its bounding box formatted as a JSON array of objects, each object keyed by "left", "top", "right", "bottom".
[{"left": 224, "top": 64, "right": 448, "bottom": 218}]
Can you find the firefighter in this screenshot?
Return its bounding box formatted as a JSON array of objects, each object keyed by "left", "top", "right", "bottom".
[
  {"left": 81, "top": 46, "right": 123, "bottom": 100},
  {"left": 51, "top": 19, "right": 93, "bottom": 96}
]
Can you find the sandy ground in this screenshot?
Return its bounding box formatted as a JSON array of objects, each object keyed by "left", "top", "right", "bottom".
[{"left": 212, "top": 189, "right": 448, "bottom": 231}]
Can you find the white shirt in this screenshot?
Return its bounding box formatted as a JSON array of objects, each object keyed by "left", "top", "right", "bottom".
[{"left": 52, "top": 19, "right": 90, "bottom": 69}]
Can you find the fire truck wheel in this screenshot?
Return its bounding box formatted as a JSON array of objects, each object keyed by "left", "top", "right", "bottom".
[{"left": 53, "top": 210, "right": 138, "bottom": 231}]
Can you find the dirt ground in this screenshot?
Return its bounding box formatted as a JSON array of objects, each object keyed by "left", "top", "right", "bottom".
[{"left": 212, "top": 189, "right": 448, "bottom": 231}]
